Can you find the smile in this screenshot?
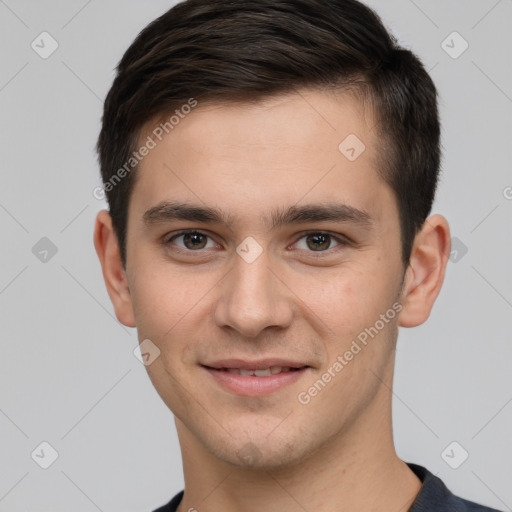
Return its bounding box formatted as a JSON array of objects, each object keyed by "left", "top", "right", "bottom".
[
  {"left": 202, "top": 365, "right": 310, "bottom": 396},
  {"left": 211, "top": 366, "right": 303, "bottom": 376}
]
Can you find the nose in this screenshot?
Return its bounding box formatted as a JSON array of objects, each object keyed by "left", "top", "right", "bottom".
[{"left": 212, "top": 249, "right": 294, "bottom": 338}]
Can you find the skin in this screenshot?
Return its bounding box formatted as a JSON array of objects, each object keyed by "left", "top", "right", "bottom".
[{"left": 94, "top": 88, "right": 450, "bottom": 512}]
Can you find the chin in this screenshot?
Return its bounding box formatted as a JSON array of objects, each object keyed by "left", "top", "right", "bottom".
[{"left": 207, "top": 430, "right": 311, "bottom": 471}]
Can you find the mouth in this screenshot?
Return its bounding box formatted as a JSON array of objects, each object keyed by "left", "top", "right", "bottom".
[
  {"left": 201, "top": 360, "right": 311, "bottom": 396},
  {"left": 203, "top": 365, "right": 306, "bottom": 376}
]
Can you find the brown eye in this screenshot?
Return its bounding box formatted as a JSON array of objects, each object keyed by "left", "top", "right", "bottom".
[
  {"left": 295, "top": 232, "right": 345, "bottom": 252},
  {"left": 166, "top": 230, "right": 215, "bottom": 251},
  {"left": 182, "top": 232, "right": 208, "bottom": 250},
  {"left": 305, "top": 233, "right": 331, "bottom": 251}
]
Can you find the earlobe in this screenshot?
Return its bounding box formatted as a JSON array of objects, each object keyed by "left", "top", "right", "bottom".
[
  {"left": 397, "top": 214, "right": 451, "bottom": 328},
  {"left": 93, "top": 210, "right": 136, "bottom": 328}
]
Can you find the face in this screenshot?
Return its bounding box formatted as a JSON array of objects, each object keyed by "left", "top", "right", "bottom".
[{"left": 120, "top": 89, "right": 409, "bottom": 469}]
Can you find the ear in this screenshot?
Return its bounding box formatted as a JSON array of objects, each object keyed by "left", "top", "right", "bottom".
[
  {"left": 93, "top": 210, "right": 136, "bottom": 328},
  {"left": 398, "top": 214, "right": 451, "bottom": 328}
]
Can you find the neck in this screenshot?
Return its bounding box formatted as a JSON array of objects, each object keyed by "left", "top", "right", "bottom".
[{"left": 173, "top": 389, "right": 421, "bottom": 512}]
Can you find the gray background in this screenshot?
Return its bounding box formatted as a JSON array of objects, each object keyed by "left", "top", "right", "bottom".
[{"left": 0, "top": 1, "right": 511, "bottom": 511}]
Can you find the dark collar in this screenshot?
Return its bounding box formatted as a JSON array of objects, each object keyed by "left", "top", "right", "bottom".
[{"left": 406, "top": 462, "right": 500, "bottom": 511}]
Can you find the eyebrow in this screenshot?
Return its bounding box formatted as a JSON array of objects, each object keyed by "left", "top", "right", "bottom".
[{"left": 142, "top": 200, "right": 374, "bottom": 231}]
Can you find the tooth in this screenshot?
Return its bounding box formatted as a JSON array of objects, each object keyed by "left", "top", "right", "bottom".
[
  {"left": 223, "top": 367, "right": 295, "bottom": 376},
  {"left": 254, "top": 368, "right": 272, "bottom": 376}
]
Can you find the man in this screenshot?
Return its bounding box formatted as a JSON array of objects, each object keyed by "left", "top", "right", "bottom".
[{"left": 93, "top": 1, "right": 501, "bottom": 511}]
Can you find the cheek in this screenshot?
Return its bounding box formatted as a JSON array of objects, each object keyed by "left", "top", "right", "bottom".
[
  {"left": 301, "top": 259, "right": 401, "bottom": 362},
  {"left": 129, "top": 263, "right": 218, "bottom": 369},
  {"left": 129, "top": 265, "right": 197, "bottom": 340},
  {"left": 296, "top": 260, "right": 394, "bottom": 324}
]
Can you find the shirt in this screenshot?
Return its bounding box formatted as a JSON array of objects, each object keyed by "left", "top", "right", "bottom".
[{"left": 152, "top": 462, "right": 502, "bottom": 512}]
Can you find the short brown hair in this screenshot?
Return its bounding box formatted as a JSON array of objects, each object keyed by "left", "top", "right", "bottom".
[{"left": 97, "top": 0, "right": 441, "bottom": 268}]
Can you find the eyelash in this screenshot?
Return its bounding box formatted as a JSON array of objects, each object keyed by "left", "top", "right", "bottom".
[{"left": 162, "top": 229, "right": 350, "bottom": 256}]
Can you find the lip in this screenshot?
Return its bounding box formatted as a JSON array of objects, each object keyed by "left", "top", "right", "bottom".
[
  {"left": 203, "top": 358, "right": 310, "bottom": 371},
  {"left": 202, "top": 365, "right": 311, "bottom": 396}
]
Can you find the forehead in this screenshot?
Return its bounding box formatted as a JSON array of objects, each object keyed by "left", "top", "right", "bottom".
[
  {"left": 131, "top": 88, "right": 394, "bottom": 229},
  {"left": 144, "top": 88, "right": 376, "bottom": 164}
]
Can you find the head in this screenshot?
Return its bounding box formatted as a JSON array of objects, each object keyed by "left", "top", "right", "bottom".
[{"left": 94, "top": 0, "right": 450, "bottom": 470}]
